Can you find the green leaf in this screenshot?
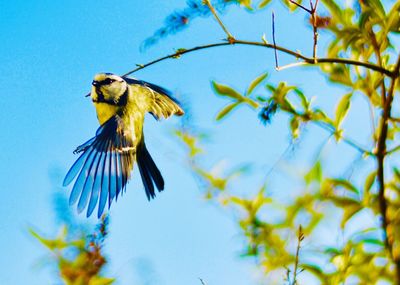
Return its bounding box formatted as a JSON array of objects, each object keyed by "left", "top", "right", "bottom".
[
  {"left": 258, "top": 0, "right": 272, "bottom": 9},
  {"left": 321, "top": 0, "right": 343, "bottom": 22},
  {"left": 301, "top": 263, "right": 325, "bottom": 281},
  {"left": 212, "top": 81, "right": 258, "bottom": 108},
  {"left": 216, "top": 102, "right": 240, "bottom": 121},
  {"left": 341, "top": 203, "right": 362, "bottom": 228},
  {"left": 387, "top": 2, "right": 400, "bottom": 33},
  {"left": 364, "top": 171, "right": 376, "bottom": 193},
  {"left": 239, "top": 0, "right": 253, "bottom": 10},
  {"left": 290, "top": 117, "right": 300, "bottom": 139},
  {"left": 327, "top": 178, "right": 359, "bottom": 194},
  {"left": 212, "top": 81, "right": 243, "bottom": 100},
  {"left": 89, "top": 277, "right": 115, "bottom": 285},
  {"left": 329, "top": 196, "right": 360, "bottom": 208},
  {"left": 305, "top": 161, "right": 322, "bottom": 185},
  {"left": 29, "top": 228, "right": 68, "bottom": 251},
  {"left": 334, "top": 93, "right": 352, "bottom": 128},
  {"left": 247, "top": 72, "right": 268, "bottom": 95},
  {"left": 294, "top": 88, "right": 309, "bottom": 110}
]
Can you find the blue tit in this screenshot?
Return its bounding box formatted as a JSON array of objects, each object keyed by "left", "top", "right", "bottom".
[{"left": 63, "top": 73, "right": 184, "bottom": 218}]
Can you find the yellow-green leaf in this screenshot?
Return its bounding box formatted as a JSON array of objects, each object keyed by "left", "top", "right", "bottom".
[
  {"left": 258, "top": 0, "right": 272, "bottom": 9},
  {"left": 290, "top": 117, "right": 300, "bottom": 139},
  {"left": 212, "top": 81, "right": 243, "bottom": 100},
  {"left": 247, "top": 72, "right": 268, "bottom": 95},
  {"left": 335, "top": 93, "right": 352, "bottom": 128},
  {"left": 89, "top": 277, "right": 115, "bottom": 285},
  {"left": 216, "top": 102, "right": 240, "bottom": 121},
  {"left": 364, "top": 171, "right": 376, "bottom": 193},
  {"left": 341, "top": 204, "right": 362, "bottom": 228}
]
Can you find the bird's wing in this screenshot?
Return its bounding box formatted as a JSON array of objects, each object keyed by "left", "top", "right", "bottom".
[
  {"left": 124, "top": 77, "right": 184, "bottom": 120},
  {"left": 63, "top": 115, "right": 135, "bottom": 218}
]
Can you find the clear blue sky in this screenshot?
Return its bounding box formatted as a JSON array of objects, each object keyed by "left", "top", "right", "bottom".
[{"left": 0, "top": 1, "right": 372, "bottom": 284}]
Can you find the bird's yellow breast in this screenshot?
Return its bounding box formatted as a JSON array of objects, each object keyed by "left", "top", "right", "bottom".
[{"left": 93, "top": 102, "right": 119, "bottom": 125}]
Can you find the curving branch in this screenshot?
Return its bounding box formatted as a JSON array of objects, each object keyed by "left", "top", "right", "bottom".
[
  {"left": 376, "top": 54, "right": 400, "bottom": 283},
  {"left": 122, "top": 39, "right": 394, "bottom": 78}
]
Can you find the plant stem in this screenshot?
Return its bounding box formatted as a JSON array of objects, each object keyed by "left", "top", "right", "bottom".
[
  {"left": 122, "top": 40, "right": 394, "bottom": 77},
  {"left": 376, "top": 54, "right": 400, "bottom": 283},
  {"left": 203, "top": 0, "right": 235, "bottom": 42}
]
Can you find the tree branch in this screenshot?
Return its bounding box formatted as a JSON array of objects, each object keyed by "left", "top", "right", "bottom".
[
  {"left": 376, "top": 54, "right": 400, "bottom": 283},
  {"left": 122, "top": 40, "right": 394, "bottom": 77}
]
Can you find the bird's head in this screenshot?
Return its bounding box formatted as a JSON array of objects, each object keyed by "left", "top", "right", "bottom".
[{"left": 91, "top": 73, "right": 127, "bottom": 104}]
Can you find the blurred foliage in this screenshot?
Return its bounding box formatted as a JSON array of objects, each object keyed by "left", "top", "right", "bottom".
[
  {"left": 34, "top": 0, "right": 400, "bottom": 284},
  {"left": 169, "top": 0, "right": 400, "bottom": 284},
  {"left": 31, "top": 215, "right": 114, "bottom": 285}
]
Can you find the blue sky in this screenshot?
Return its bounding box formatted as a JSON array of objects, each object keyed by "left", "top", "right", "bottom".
[{"left": 0, "top": 1, "right": 375, "bottom": 284}]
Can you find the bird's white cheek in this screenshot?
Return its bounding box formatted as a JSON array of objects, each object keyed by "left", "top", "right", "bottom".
[{"left": 90, "top": 87, "right": 98, "bottom": 100}]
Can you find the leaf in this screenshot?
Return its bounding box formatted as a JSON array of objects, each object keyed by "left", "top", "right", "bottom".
[
  {"left": 89, "top": 277, "right": 115, "bottom": 285},
  {"left": 247, "top": 72, "right": 268, "bottom": 95},
  {"left": 301, "top": 263, "right": 325, "bottom": 280},
  {"left": 387, "top": 2, "right": 400, "bottom": 33},
  {"left": 327, "top": 178, "right": 359, "bottom": 194},
  {"left": 30, "top": 228, "right": 68, "bottom": 251},
  {"left": 294, "top": 88, "right": 309, "bottom": 110},
  {"left": 312, "top": 109, "right": 334, "bottom": 125},
  {"left": 330, "top": 65, "right": 353, "bottom": 86},
  {"left": 329, "top": 196, "right": 360, "bottom": 208},
  {"left": 334, "top": 93, "right": 352, "bottom": 128},
  {"left": 212, "top": 81, "right": 243, "bottom": 100},
  {"left": 212, "top": 81, "right": 258, "bottom": 108},
  {"left": 341, "top": 203, "right": 362, "bottom": 228},
  {"left": 321, "top": 0, "right": 343, "bottom": 22},
  {"left": 216, "top": 102, "right": 240, "bottom": 121},
  {"left": 290, "top": 117, "right": 300, "bottom": 139},
  {"left": 239, "top": 0, "right": 253, "bottom": 10},
  {"left": 364, "top": 171, "right": 376, "bottom": 193},
  {"left": 305, "top": 161, "right": 322, "bottom": 185},
  {"left": 258, "top": 0, "right": 272, "bottom": 9}
]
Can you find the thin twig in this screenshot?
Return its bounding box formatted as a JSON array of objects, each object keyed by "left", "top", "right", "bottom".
[
  {"left": 292, "top": 225, "right": 304, "bottom": 285},
  {"left": 272, "top": 12, "right": 279, "bottom": 69},
  {"left": 310, "top": 0, "right": 319, "bottom": 62},
  {"left": 122, "top": 40, "right": 394, "bottom": 78},
  {"left": 389, "top": 117, "right": 400, "bottom": 123},
  {"left": 203, "top": 0, "right": 235, "bottom": 43},
  {"left": 277, "top": 61, "right": 308, "bottom": 71},
  {"left": 289, "top": 0, "right": 312, "bottom": 13},
  {"left": 386, "top": 144, "right": 400, "bottom": 155},
  {"left": 313, "top": 121, "right": 373, "bottom": 155}
]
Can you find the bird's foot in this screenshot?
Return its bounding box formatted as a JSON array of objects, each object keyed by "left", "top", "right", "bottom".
[{"left": 73, "top": 145, "right": 89, "bottom": 155}]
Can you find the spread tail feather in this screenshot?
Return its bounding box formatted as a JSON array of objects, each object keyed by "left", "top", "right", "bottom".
[{"left": 137, "top": 140, "right": 164, "bottom": 200}]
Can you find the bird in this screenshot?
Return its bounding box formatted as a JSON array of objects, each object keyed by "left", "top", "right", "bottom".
[{"left": 63, "top": 73, "right": 184, "bottom": 218}]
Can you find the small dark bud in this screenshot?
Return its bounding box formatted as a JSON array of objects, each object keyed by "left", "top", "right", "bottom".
[{"left": 259, "top": 101, "right": 278, "bottom": 125}]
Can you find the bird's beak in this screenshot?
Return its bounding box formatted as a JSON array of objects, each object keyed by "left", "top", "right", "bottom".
[{"left": 86, "top": 80, "right": 100, "bottom": 97}]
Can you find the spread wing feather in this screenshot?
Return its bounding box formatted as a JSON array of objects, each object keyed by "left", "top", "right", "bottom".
[
  {"left": 123, "top": 77, "right": 184, "bottom": 120},
  {"left": 63, "top": 115, "right": 135, "bottom": 218}
]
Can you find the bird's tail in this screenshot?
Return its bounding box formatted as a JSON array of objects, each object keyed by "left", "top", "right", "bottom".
[{"left": 137, "top": 139, "right": 165, "bottom": 200}]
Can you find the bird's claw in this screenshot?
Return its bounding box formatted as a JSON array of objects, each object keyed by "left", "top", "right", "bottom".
[{"left": 73, "top": 145, "right": 88, "bottom": 155}]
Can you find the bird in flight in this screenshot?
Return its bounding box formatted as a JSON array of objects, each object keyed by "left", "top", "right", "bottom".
[{"left": 63, "top": 73, "right": 184, "bottom": 218}]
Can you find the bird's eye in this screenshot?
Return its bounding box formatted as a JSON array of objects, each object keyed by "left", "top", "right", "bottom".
[{"left": 103, "top": 78, "right": 115, "bottom": 85}]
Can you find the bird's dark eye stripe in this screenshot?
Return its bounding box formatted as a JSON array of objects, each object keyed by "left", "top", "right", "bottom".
[{"left": 101, "top": 78, "right": 116, "bottom": 85}]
